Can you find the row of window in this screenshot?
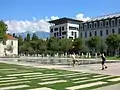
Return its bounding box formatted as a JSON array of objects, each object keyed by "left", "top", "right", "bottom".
[
  {"left": 71, "top": 31, "right": 77, "bottom": 38},
  {"left": 50, "top": 26, "right": 64, "bottom": 33},
  {"left": 81, "top": 28, "right": 120, "bottom": 38},
  {"left": 54, "top": 31, "right": 67, "bottom": 37},
  {"left": 80, "top": 18, "right": 120, "bottom": 30},
  {"left": 50, "top": 26, "right": 78, "bottom": 33}
]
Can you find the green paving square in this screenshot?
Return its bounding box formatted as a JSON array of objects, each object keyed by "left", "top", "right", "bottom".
[{"left": 0, "top": 62, "right": 120, "bottom": 90}]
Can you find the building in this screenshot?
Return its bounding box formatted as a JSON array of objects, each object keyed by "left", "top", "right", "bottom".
[
  {"left": 79, "top": 13, "right": 120, "bottom": 39},
  {"left": 0, "top": 34, "right": 18, "bottom": 57},
  {"left": 49, "top": 17, "right": 82, "bottom": 39}
]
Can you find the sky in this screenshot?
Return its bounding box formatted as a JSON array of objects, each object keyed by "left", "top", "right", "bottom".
[{"left": 0, "top": 0, "right": 120, "bottom": 33}]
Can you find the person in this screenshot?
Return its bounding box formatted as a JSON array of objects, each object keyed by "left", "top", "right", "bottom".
[
  {"left": 100, "top": 53, "right": 107, "bottom": 70},
  {"left": 71, "top": 53, "right": 76, "bottom": 67}
]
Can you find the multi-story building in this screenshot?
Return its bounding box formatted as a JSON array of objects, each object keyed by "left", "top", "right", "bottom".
[
  {"left": 49, "top": 17, "right": 82, "bottom": 39},
  {"left": 79, "top": 13, "right": 120, "bottom": 39}
]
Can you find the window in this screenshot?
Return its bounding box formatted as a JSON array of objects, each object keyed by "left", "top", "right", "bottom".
[
  {"left": 105, "top": 20, "right": 109, "bottom": 26},
  {"left": 112, "top": 29, "right": 115, "bottom": 33},
  {"left": 94, "top": 22, "right": 97, "bottom": 28},
  {"left": 11, "top": 41, "right": 13, "bottom": 45},
  {"left": 62, "top": 26, "right": 64, "bottom": 30},
  {"left": 84, "top": 24, "right": 87, "bottom": 29},
  {"left": 100, "top": 30, "right": 103, "bottom": 36},
  {"left": 75, "top": 32, "right": 77, "bottom": 38},
  {"left": 100, "top": 21, "right": 103, "bottom": 27},
  {"left": 71, "top": 31, "right": 74, "bottom": 35},
  {"left": 50, "top": 29, "right": 53, "bottom": 33},
  {"left": 59, "top": 27, "right": 61, "bottom": 36},
  {"left": 118, "top": 28, "right": 120, "bottom": 34},
  {"left": 54, "top": 33, "right": 56, "bottom": 37},
  {"left": 111, "top": 19, "right": 115, "bottom": 26},
  {"left": 85, "top": 32, "right": 87, "bottom": 38},
  {"left": 62, "top": 31, "right": 67, "bottom": 35},
  {"left": 89, "top": 32, "right": 92, "bottom": 37},
  {"left": 94, "top": 31, "right": 97, "bottom": 36},
  {"left": 81, "top": 33, "right": 83, "bottom": 38},
  {"left": 89, "top": 23, "right": 92, "bottom": 28},
  {"left": 69, "top": 26, "right": 78, "bottom": 30},
  {"left": 106, "top": 29, "right": 108, "bottom": 35},
  {"left": 62, "top": 36, "right": 64, "bottom": 38},
  {"left": 117, "top": 18, "right": 120, "bottom": 25},
  {"left": 57, "top": 32, "right": 59, "bottom": 36},
  {"left": 54, "top": 28, "right": 58, "bottom": 31}
]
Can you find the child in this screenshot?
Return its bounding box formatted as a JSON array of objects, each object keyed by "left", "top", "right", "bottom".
[{"left": 100, "top": 53, "right": 107, "bottom": 70}]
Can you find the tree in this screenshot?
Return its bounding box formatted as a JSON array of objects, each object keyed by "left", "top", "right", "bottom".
[
  {"left": 106, "top": 34, "right": 120, "bottom": 56},
  {"left": 0, "top": 20, "right": 7, "bottom": 43},
  {"left": 73, "top": 38, "right": 84, "bottom": 54},
  {"left": 97, "top": 39, "right": 108, "bottom": 53},
  {"left": 26, "top": 33, "right": 30, "bottom": 42},
  {"left": 47, "top": 37, "right": 59, "bottom": 54},
  {"left": 32, "top": 33, "right": 38, "bottom": 41},
  {"left": 18, "top": 35, "right": 24, "bottom": 54},
  {"left": 86, "top": 36, "right": 101, "bottom": 54},
  {"left": 59, "top": 38, "right": 73, "bottom": 54},
  {"left": 12, "top": 33, "right": 16, "bottom": 37}
]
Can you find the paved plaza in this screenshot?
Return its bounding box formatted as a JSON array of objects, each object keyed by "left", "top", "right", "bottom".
[{"left": 0, "top": 59, "right": 120, "bottom": 90}]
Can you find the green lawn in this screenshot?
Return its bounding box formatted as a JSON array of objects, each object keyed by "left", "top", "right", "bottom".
[
  {"left": 0, "top": 62, "right": 120, "bottom": 90},
  {"left": 106, "top": 57, "right": 120, "bottom": 60}
]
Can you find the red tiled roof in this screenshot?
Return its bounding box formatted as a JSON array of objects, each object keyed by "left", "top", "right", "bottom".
[{"left": 6, "top": 34, "right": 17, "bottom": 40}]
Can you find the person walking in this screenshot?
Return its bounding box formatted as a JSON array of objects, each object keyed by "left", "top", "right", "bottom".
[
  {"left": 100, "top": 53, "right": 107, "bottom": 70},
  {"left": 71, "top": 53, "right": 76, "bottom": 67}
]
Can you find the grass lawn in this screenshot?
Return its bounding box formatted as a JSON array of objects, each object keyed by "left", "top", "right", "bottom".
[
  {"left": 0, "top": 62, "right": 120, "bottom": 90},
  {"left": 106, "top": 57, "right": 120, "bottom": 60}
]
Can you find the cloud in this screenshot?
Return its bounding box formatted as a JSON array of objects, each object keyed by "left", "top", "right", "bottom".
[
  {"left": 75, "top": 13, "right": 90, "bottom": 21},
  {"left": 5, "top": 13, "right": 90, "bottom": 33},
  {"left": 5, "top": 16, "right": 58, "bottom": 33}
]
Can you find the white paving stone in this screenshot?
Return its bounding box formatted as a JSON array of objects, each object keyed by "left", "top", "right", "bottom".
[
  {"left": 41, "top": 78, "right": 59, "bottom": 81},
  {"left": 29, "top": 87, "right": 54, "bottom": 90},
  {"left": 39, "top": 80, "right": 67, "bottom": 85},
  {"left": 66, "top": 81, "right": 107, "bottom": 90},
  {"left": 0, "top": 85, "right": 29, "bottom": 90},
  {"left": 24, "top": 75, "right": 55, "bottom": 78},
  {"left": 0, "top": 77, "right": 16, "bottom": 80},
  {"left": 108, "top": 78, "right": 120, "bottom": 81},
  {"left": 0, "top": 81, "right": 30, "bottom": 86},
  {"left": 93, "top": 75, "right": 105, "bottom": 77},
  {"left": 67, "top": 73, "right": 90, "bottom": 78},
  {"left": 74, "top": 76, "right": 113, "bottom": 84},
  {"left": 72, "top": 77, "right": 88, "bottom": 81},
  {"left": 0, "top": 68, "right": 17, "bottom": 71},
  {"left": 7, "top": 72, "right": 42, "bottom": 76},
  {"left": 28, "top": 87, "right": 54, "bottom": 90},
  {"left": 24, "top": 73, "right": 55, "bottom": 77},
  {"left": 56, "top": 73, "right": 82, "bottom": 77}
]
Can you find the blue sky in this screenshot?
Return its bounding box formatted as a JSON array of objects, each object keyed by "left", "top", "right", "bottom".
[
  {"left": 1, "top": 0, "right": 120, "bottom": 20},
  {"left": 1, "top": 0, "right": 120, "bottom": 33}
]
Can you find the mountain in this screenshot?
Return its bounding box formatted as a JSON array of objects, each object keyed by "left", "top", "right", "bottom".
[{"left": 15, "top": 31, "right": 50, "bottom": 39}]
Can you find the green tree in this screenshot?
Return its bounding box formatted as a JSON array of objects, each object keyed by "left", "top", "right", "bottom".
[
  {"left": 47, "top": 37, "right": 59, "bottom": 55},
  {"left": 106, "top": 34, "right": 120, "bottom": 56},
  {"left": 32, "top": 33, "right": 38, "bottom": 41},
  {"left": 59, "top": 38, "right": 73, "bottom": 54},
  {"left": 0, "top": 20, "right": 7, "bottom": 43},
  {"left": 26, "top": 33, "right": 30, "bottom": 42},
  {"left": 86, "top": 36, "right": 101, "bottom": 54},
  {"left": 73, "top": 38, "right": 84, "bottom": 54},
  {"left": 97, "top": 39, "right": 108, "bottom": 53}
]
